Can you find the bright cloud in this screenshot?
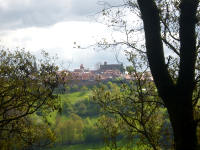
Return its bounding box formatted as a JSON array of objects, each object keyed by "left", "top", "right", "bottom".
[
  {"left": 0, "top": 21, "right": 128, "bottom": 70},
  {"left": 0, "top": 0, "right": 128, "bottom": 70}
]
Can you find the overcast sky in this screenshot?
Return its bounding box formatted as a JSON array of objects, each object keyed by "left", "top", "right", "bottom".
[{"left": 0, "top": 0, "right": 130, "bottom": 70}]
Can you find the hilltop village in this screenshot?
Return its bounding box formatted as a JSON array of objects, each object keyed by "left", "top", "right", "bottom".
[
  {"left": 71, "top": 62, "right": 125, "bottom": 81},
  {"left": 58, "top": 61, "right": 153, "bottom": 82}
]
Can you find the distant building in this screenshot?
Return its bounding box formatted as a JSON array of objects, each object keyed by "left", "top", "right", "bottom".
[{"left": 99, "top": 61, "right": 124, "bottom": 73}]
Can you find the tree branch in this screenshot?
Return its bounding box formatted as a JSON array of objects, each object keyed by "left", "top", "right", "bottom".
[{"left": 137, "top": 0, "right": 175, "bottom": 105}]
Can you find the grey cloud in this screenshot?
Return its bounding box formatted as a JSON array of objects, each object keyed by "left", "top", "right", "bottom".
[
  {"left": 69, "top": 0, "right": 122, "bottom": 17},
  {"left": 0, "top": 0, "right": 123, "bottom": 30},
  {"left": 0, "top": 0, "right": 70, "bottom": 29}
]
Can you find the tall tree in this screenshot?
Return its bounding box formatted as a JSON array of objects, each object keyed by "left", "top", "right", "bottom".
[
  {"left": 136, "top": 0, "right": 199, "bottom": 149},
  {"left": 96, "top": 0, "right": 200, "bottom": 149}
]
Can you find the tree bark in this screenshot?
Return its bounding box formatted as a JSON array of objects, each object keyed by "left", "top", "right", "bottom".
[
  {"left": 137, "top": 0, "right": 199, "bottom": 149},
  {"left": 165, "top": 94, "right": 197, "bottom": 150}
]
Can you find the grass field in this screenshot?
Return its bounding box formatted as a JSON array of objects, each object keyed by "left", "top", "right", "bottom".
[
  {"left": 45, "top": 91, "right": 92, "bottom": 124},
  {"left": 60, "top": 91, "right": 91, "bottom": 104}
]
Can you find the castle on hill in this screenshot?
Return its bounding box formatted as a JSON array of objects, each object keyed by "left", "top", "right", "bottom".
[{"left": 71, "top": 61, "right": 125, "bottom": 81}]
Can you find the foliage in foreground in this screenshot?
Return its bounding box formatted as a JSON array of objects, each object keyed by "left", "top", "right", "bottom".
[
  {"left": 96, "top": 0, "right": 200, "bottom": 149},
  {"left": 92, "top": 53, "right": 172, "bottom": 150},
  {"left": 0, "top": 50, "right": 61, "bottom": 149}
]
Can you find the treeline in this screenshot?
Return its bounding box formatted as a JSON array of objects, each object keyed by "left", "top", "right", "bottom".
[
  {"left": 53, "top": 114, "right": 103, "bottom": 145},
  {"left": 53, "top": 79, "right": 129, "bottom": 94}
]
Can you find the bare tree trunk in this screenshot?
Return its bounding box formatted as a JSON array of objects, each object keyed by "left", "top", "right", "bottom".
[
  {"left": 136, "top": 0, "right": 199, "bottom": 149},
  {"left": 165, "top": 95, "right": 197, "bottom": 150}
]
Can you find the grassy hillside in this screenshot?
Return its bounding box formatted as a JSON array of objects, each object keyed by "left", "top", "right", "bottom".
[
  {"left": 43, "top": 89, "right": 104, "bottom": 150},
  {"left": 60, "top": 91, "right": 91, "bottom": 104}
]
